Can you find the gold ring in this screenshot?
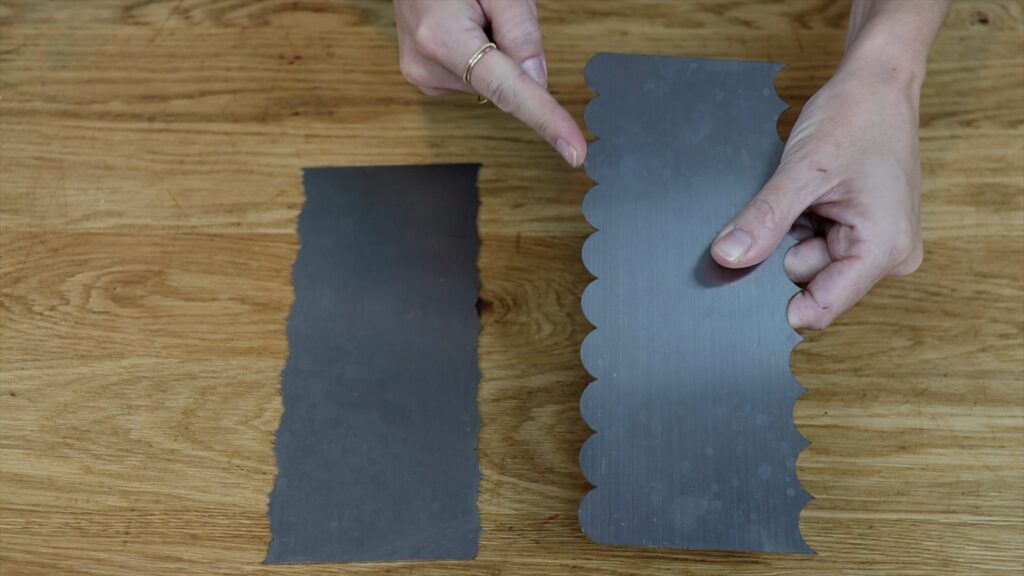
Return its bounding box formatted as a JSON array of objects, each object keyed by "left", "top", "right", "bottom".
[{"left": 464, "top": 42, "right": 497, "bottom": 103}]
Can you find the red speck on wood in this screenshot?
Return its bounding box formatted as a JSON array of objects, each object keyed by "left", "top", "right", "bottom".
[
  {"left": 541, "top": 513, "right": 560, "bottom": 527},
  {"left": 313, "top": 4, "right": 326, "bottom": 12},
  {"left": 294, "top": 54, "right": 303, "bottom": 60}
]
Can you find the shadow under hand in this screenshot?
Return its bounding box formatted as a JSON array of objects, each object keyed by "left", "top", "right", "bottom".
[{"left": 694, "top": 245, "right": 759, "bottom": 288}]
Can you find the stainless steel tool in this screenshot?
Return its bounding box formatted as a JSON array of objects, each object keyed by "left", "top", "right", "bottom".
[
  {"left": 267, "top": 165, "right": 482, "bottom": 563},
  {"left": 579, "top": 53, "right": 812, "bottom": 553}
]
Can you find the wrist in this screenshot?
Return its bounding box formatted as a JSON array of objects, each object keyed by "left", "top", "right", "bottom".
[{"left": 835, "top": 22, "right": 933, "bottom": 97}]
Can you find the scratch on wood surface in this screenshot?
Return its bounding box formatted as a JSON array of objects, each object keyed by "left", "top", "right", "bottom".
[
  {"left": 146, "top": 0, "right": 185, "bottom": 48},
  {"left": 11, "top": 162, "right": 63, "bottom": 288},
  {"left": 0, "top": 44, "right": 26, "bottom": 56}
]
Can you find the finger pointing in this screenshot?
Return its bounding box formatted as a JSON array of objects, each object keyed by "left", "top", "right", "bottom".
[
  {"left": 469, "top": 48, "right": 586, "bottom": 165},
  {"left": 415, "top": 24, "right": 587, "bottom": 166}
]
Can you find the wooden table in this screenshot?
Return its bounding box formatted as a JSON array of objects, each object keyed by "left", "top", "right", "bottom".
[{"left": 1, "top": 1, "right": 1021, "bottom": 574}]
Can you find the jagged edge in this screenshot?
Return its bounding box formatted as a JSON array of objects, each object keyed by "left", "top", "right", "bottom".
[
  {"left": 576, "top": 60, "right": 815, "bottom": 550},
  {"left": 469, "top": 165, "right": 484, "bottom": 551},
  {"left": 263, "top": 168, "right": 307, "bottom": 563},
  {"left": 265, "top": 166, "right": 485, "bottom": 560}
]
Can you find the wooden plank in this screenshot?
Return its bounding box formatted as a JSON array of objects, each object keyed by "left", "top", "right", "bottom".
[{"left": 1, "top": 0, "right": 1021, "bottom": 574}]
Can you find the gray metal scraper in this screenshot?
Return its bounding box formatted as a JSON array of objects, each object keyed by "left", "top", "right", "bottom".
[
  {"left": 266, "top": 164, "right": 481, "bottom": 563},
  {"left": 579, "top": 53, "right": 812, "bottom": 553}
]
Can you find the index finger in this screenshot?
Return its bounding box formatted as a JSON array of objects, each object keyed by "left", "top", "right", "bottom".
[{"left": 427, "top": 31, "right": 587, "bottom": 167}]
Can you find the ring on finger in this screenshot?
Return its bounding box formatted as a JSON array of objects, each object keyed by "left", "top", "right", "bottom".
[{"left": 463, "top": 42, "right": 497, "bottom": 103}]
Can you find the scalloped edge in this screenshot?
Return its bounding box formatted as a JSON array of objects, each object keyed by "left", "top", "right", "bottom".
[{"left": 577, "top": 54, "right": 813, "bottom": 554}]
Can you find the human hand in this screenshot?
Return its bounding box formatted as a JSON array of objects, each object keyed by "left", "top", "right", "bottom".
[
  {"left": 394, "top": 0, "right": 587, "bottom": 166},
  {"left": 710, "top": 55, "right": 925, "bottom": 330}
]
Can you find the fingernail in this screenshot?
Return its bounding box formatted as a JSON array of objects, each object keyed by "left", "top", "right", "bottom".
[
  {"left": 521, "top": 56, "right": 546, "bottom": 87},
  {"left": 713, "top": 227, "right": 753, "bottom": 263},
  {"left": 555, "top": 138, "right": 578, "bottom": 167},
  {"left": 787, "top": 301, "right": 801, "bottom": 329}
]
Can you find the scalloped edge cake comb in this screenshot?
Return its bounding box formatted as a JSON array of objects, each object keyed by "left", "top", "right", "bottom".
[{"left": 579, "top": 53, "right": 812, "bottom": 554}]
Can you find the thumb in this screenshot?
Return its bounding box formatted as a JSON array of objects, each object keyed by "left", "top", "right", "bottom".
[{"left": 711, "top": 169, "right": 815, "bottom": 269}]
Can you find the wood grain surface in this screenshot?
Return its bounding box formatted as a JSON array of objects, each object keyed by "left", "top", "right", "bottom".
[{"left": 1, "top": 1, "right": 1022, "bottom": 574}]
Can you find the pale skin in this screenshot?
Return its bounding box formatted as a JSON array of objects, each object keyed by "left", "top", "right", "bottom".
[{"left": 394, "top": 0, "right": 951, "bottom": 330}]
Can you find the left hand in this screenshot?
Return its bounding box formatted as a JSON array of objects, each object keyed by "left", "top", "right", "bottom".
[
  {"left": 393, "top": 0, "right": 586, "bottom": 167},
  {"left": 710, "top": 58, "right": 925, "bottom": 330}
]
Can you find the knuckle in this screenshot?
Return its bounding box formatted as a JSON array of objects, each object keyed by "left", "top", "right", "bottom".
[
  {"left": 501, "top": 22, "right": 542, "bottom": 54},
  {"left": 801, "top": 289, "right": 835, "bottom": 331},
  {"left": 532, "top": 115, "right": 556, "bottom": 142},
  {"left": 484, "top": 77, "right": 518, "bottom": 114},
  {"left": 412, "top": 19, "right": 444, "bottom": 60},
  {"left": 893, "top": 245, "right": 924, "bottom": 276},
  {"left": 889, "top": 233, "right": 918, "bottom": 265},
  {"left": 399, "top": 59, "right": 430, "bottom": 87},
  {"left": 904, "top": 251, "right": 924, "bottom": 274},
  {"left": 746, "top": 196, "right": 781, "bottom": 232}
]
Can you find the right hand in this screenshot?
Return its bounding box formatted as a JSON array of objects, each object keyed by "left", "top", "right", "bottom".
[{"left": 394, "top": 0, "right": 587, "bottom": 167}]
